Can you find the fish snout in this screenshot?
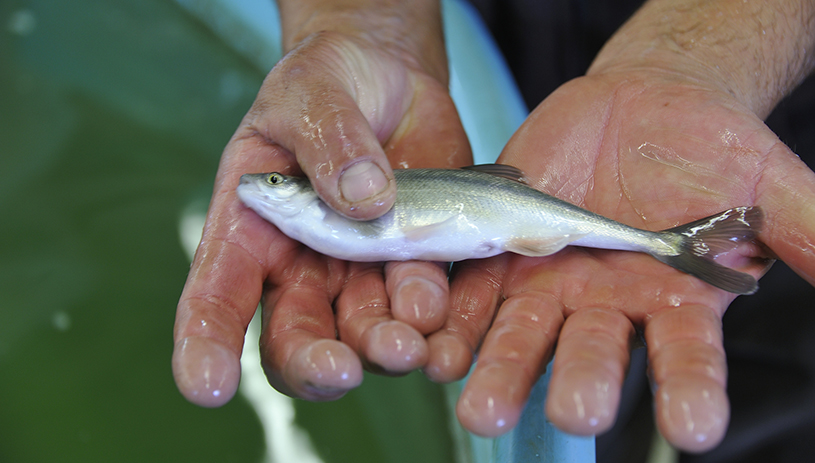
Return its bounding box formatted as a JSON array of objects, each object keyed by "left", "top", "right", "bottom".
[{"left": 239, "top": 174, "right": 253, "bottom": 186}]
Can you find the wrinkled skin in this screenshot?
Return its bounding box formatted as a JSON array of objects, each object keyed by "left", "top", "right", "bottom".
[
  {"left": 173, "top": 32, "right": 471, "bottom": 404},
  {"left": 432, "top": 71, "right": 815, "bottom": 452},
  {"left": 173, "top": 5, "right": 815, "bottom": 457}
]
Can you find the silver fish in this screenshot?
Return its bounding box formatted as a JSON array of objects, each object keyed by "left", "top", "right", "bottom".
[{"left": 237, "top": 165, "right": 762, "bottom": 294}]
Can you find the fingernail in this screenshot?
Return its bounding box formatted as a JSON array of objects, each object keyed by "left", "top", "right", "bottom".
[{"left": 339, "top": 161, "right": 389, "bottom": 203}]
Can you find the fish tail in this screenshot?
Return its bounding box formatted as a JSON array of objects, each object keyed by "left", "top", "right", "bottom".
[{"left": 652, "top": 207, "right": 763, "bottom": 295}]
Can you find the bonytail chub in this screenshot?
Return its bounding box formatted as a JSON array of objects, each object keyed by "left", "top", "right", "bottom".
[{"left": 237, "top": 165, "right": 763, "bottom": 294}]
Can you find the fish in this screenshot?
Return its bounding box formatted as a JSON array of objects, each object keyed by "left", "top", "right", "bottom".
[{"left": 237, "top": 164, "right": 763, "bottom": 294}]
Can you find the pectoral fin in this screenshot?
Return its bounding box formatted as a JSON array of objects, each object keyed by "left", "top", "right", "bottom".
[
  {"left": 402, "top": 217, "right": 459, "bottom": 242},
  {"left": 503, "top": 234, "right": 585, "bottom": 257},
  {"left": 320, "top": 202, "right": 387, "bottom": 238}
]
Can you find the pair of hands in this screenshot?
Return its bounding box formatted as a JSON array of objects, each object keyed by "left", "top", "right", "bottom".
[{"left": 173, "top": 7, "right": 815, "bottom": 454}]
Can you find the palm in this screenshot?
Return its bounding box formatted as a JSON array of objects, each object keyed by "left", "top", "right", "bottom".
[
  {"left": 448, "top": 72, "right": 815, "bottom": 452},
  {"left": 504, "top": 74, "right": 775, "bottom": 307},
  {"left": 173, "top": 32, "right": 471, "bottom": 406}
]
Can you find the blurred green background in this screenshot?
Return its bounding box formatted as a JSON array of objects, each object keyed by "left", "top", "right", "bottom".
[{"left": 0, "top": 0, "right": 458, "bottom": 461}]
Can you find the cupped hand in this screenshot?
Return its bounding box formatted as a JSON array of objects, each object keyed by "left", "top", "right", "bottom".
[
  {"left": 425, "top": 71, "right": 815, "bottom": 452},
  {"left": 173, "top": 29, "right": 471, "bottom": 406}
]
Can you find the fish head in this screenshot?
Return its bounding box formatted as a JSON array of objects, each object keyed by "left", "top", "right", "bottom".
[{"left": 237, "top": 172, "right": 316, "bottom": 219}]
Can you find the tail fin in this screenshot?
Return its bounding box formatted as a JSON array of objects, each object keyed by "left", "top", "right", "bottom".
[{"left": 653, "top": 207, "right": 763, "bottom": 295}]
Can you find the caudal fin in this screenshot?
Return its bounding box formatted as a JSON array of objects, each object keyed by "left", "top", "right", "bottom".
[{"left": 653, "top": 207, "right": 763, "bottom": 295}]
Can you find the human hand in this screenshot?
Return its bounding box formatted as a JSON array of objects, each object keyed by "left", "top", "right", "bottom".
[
  {"left": 421, "top": 0, "right": 815, "bottom": 452},
  {"left": 173, "top": 1, "right": 472, "bottom": 406},
  {"left": 422, "top": 71, "right": 815, "bottom": 452}
]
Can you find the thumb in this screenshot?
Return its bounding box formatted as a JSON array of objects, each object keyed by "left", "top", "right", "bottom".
[
  {"left": 242, "top": 34, "right": 413, "bottom": 220},
  {"left": 757, "top": 141, "right": 815, "bottom": 285}
]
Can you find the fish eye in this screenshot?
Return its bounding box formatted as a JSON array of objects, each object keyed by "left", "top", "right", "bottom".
[{"left": 266, "top": 173, "right": 283, "bottom": 185}]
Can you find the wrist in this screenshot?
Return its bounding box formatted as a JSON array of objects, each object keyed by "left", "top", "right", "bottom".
[
  {"left": 588, "top": 0, "right": 815, "bottom": 118},
  {"left": 276, "top": 0, "right": 448, "bottom": 83}
]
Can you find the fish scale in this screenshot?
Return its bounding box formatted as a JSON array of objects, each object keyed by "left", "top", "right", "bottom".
[{"left": 237, "top": 165, "right": 763, "bottom": 294}]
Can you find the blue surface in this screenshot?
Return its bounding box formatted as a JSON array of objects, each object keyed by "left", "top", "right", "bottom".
[
  {"left": 443, "top": 0, "right": 528, "bottom": 165},
  {"left": 493, "top": 366, "right": 596, "bottom": 462}
]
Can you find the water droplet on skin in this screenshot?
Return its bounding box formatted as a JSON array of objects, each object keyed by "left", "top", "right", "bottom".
[{"left": 719, "top": 129, "right": 740, "bottom": 147}]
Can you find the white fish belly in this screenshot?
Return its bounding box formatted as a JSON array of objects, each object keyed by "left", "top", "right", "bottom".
[{"left": 292, "top": 216, "right": 507, "bottom": 262}]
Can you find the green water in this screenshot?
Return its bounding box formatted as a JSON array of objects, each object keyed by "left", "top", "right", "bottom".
[{"left": 0, "top": 1, "right": 454, "bottom": 461}]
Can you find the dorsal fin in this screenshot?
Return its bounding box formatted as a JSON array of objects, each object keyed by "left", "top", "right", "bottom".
[{"left": 462, "top": 164, "right": 528, "bottom": 184}]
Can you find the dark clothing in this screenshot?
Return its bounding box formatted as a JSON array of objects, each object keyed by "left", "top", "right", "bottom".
[{"left": 466, "top": 1, "right": 815, "bottom": 461}]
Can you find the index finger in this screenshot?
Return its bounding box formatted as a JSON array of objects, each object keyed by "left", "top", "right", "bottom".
[
  {"left": 172, "top": 137, "right": 297, "bottom": 406},
  {"left": 645, "top": 304, "right": 730, "bottom": 453}
]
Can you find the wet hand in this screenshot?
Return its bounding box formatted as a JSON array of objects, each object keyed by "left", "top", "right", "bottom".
[
  {"left": 173, "top": 20, "right": 471, "bottom": 405},
  {"left": 424, "top": 71, "right": 815, "bottom": 452}
]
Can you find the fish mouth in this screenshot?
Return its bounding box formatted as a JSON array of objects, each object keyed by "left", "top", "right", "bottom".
[{"left": 236, "top": 175, "right": 262, "bottom": 204}]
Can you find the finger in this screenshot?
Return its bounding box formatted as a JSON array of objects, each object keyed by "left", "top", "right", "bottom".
[
  {"left": 755, "top": 141, "right": 815, "bottom": 284},
  {"left": 545, "top": 307, "right": 635, "bottom": 436},
  {"left": 335, "top": 262, "right": 429, "bottom": 374},
  {"left": 385, "top": 261, "right": 449, "bottom": 335},
  {"left": 173, "top": 246, "right": 261, "bottom": 407},
  {"left": 173, "top": 136, "right": 295, "bottom": 407},
  {"left": 173, "top": 202, "right": 271, "bottom": 407},
  {"left": 248, "top": 36, "right": 406, "bottom": 220},
  {"left": 645, "top": 304, "right": 729, "bottom": 453},
  {"left": 455, "top": 292, "right": 563, "bottom": 436},
  {"left": 173, "top": 133, "right": 330, "bottom": 406},
  {"left": 260, "top": 252, "right": 362, "bottom": 401},
  {"left": 424, "top": 257, "right": 508, "bottom": 383}
]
